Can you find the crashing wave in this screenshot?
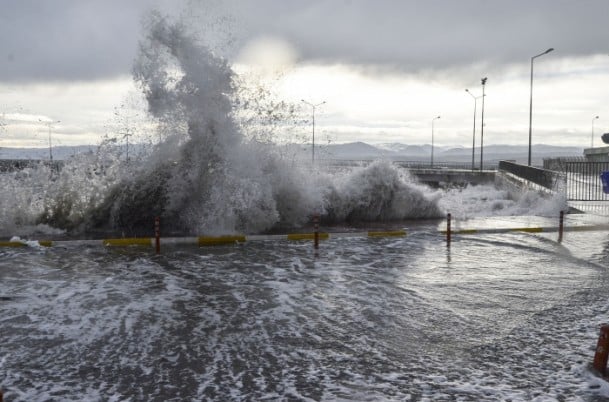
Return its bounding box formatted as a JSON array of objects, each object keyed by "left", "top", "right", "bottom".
[{"left": 5, "top": 13, "right": 442, "bottom": 237}]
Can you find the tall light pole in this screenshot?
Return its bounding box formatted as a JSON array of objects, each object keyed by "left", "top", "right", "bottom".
[
  {"left": 124, "top": 127, "right": 132, "bottom": 163},
  {"left": 480, "top": 77, "right": 487, "bottom": 171},
  {"left": 592, "top": 115, "right": 600, "bottom": 148},
  {"left": 39, "top": 119, "right": 60, "bottom": 162},
  {"left": 431, "top": 115, "right": 441, "bottom": 168},
  {"left": 528, "top": 47, "right": 554, "bottom": 166},
  {"left": 301, "top": 99, "right": 326, "bottom": 163},
  {"left": 466, "top": 89, "right": 483, "bottom": 171}
]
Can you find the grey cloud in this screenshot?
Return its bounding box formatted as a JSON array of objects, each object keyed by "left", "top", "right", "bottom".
[
  {"left": 0, "top": 0, "right": 177, "bottom": 82},
  {"left": 1, "top": 0, "right": 608, "bottom": 83},
  {"left": 228, "top": 0, "right": 609, "bottom": 69}
]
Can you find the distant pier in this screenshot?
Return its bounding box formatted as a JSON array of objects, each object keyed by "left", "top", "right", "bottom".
[
  {"left": 406, "top": 168, "right": 495, "bottom": 186},
  {"left": 0, "top": 159, "right": 64, "bottom": 173}
]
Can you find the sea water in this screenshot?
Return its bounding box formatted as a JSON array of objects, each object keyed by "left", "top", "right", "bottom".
[
  {"left": 2, "top": 10, "right": 609, "bottom": 401},
  {"left": 2, "top": 219, "right": 609, "bottom": 401}
]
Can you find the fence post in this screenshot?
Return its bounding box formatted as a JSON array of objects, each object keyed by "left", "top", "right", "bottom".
[
  {"left": 593, "top": 324, "right": 609, "bottom": 376},
  {"left": 558, "top": 210, "right": 564, "bottom": 243},
  {"left": 446, "top": 213, "right": 451, "bottom": 248},
  {"left": 313, "top": 213, "right": 319, "bottom": 250},
  {"left": 155, "top": 217, "right": 161, "bottom": 254}
]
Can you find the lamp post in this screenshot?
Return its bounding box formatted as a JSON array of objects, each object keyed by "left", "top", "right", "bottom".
[
  {"left": 465, "top": 89, "right": 483, "bottom": 171},
  {"left": 480, "top": 77, "right": 487, "bottom": 171},
  {"left": 124, "top": 127, "right": 132, "bottom": 163},
  {"left": 301, "top": 99, "right": 326, "bottom": 163},
  {"left": 39, "top": 119, "right": 60, "bottom": 162},
  {"left": 431, "top": 115, "right": 441, "bottom": 167},
  {"left": 592, "top": 115, "right": 600, "bottom": 148},
  {"left": 528, "top": 47, "right": 554, "bottom": 166}
]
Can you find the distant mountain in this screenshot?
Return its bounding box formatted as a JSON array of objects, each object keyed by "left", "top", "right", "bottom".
[
  {"left": 322, "top": 141, "right": 388, "bottom": 158},
  {"left": 377, "top": 143, "right": 435, "bottom": 155},
  {"left": 0, "top": 142, "right": 585, "bottom": 166},
  {"left": 319, "top": 142, "right": 583, "bottom": 163},
  {"left": 0, "top": 145, "right": 97, "bottom": 160}
]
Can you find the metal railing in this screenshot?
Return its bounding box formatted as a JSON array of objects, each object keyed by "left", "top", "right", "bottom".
[
  {"left": 564, "top": 161, "right": 609, "bottom": 201},
  {"left": 543, "top": 156, "right": 586, "bottom": 172},
  {"left": 498, "top": 160, "right": 565, "bottom": 191},
  {"left": 393, "top": 160, "right": 498, "bottom": 170},
  {"left": 322, "top": 159, "right": 499, "bottom": 170}
]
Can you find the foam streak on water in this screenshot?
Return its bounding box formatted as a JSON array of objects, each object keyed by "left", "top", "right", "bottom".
[
  {"left": 1, "top": 229, "right": 609, "bottom": 401},
  {"left": 0, "top": 8, "right": 602, "bottom": 401}
]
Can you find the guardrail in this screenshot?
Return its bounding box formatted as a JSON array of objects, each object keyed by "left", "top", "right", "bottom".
[
  {"left": 322, "top": 159, "right": 499, "bottom": 170},
  {"left": 498, "top": 160, "right": 565, "bottom": 191}
]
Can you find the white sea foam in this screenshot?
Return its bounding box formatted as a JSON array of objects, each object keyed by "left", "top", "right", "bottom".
[
  {"left": 438, "top": 184, "right": 569, "bottom": 219},
  {"left": 0, "top": 12, "right": 573, "bottom": 238},
  {"left": 1, "top": 8, "right": 608, "bottom": 401},
  {"left": 0, "top": 13, "right": 444, "bottom": 237},
  {"left": 1, "top": 232, "right": 609, "bottom": 400}
]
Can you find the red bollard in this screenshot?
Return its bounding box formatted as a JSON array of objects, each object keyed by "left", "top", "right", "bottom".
[
  {"left": 593, "top": 324, "right": 609, "bottom": 376},
  {"left": 446, "top": 213, "right": 451, "bottom": 248},
  {"left": 154, "top": 217, "right": 161, "bottom": 254},
  {"left": 313, "top": 213, "right": 320, "bottom": 250},
  {"left": 558, "top": 210, "right": 564, "bottom": 243}
]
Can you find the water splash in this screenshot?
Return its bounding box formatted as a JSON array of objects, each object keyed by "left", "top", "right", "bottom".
[
  {"left": 439, "top": 184, "right": 568, "bottom": 219},
  {"left": 322, "top": 162, "right": 442, "bottom": 222},
  {"left": 0, "top": 12, "right": 444, "bottom": 237}
]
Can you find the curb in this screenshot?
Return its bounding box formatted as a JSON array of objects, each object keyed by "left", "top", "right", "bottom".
[{"left": 1, "top": 226, "right": 608, "bottom": 249}]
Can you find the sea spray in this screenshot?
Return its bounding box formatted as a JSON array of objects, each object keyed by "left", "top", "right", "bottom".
[
  {"left": 322, "top": 161, "right": 442, "bottom": 222},
  {"left": 438, "top": 184, "right": 568, "bottom": 219},
  {"left": 10, "top": 12, "right": 443, "bottom": 236}
]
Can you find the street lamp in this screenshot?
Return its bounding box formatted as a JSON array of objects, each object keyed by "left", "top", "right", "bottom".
[
  {"left": 465, "top": 89, "right": 483, "bottom": 171},
  {"left": 431, "top": 115, "right": 441, "bottom": 167},
  {"left": 124, "top": 127, "right": 132, "bottom": 163},
  {"left": 301, "top": 99, "right": 326, "bottom": 163},
  {"left": 528, "top": 47, "right": 554, "bottom": 166},
  {"left": 592, "top": 115, "right": 600, "bottom": 148},
  {"left": 480, "top": 77, "right": 487, "bottom": 171},
  {"left": 39, "top": 119, "right": 60, "bottom": 162}
]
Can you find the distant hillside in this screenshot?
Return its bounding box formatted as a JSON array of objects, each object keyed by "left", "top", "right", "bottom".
[
  {"left": 0, "top": 142, "right": 584, "bottom": 166},
  {"left": 0, "top": 145, "right": 96, "bottom": 160},
  {"left": 322, "top": 142, "right": 388, "bottom": 159},
  {"left": 319, "top": 142, "right": 583, "bottom": 164}
]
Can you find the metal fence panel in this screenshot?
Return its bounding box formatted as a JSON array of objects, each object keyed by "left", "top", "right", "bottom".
[{"left": 565, "top": 162, "right": 609, "bottom": 201}]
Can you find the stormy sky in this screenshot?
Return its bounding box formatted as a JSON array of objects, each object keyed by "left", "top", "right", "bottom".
[{"left": 1, "top": 0, "right": 608, "bottom": 148}]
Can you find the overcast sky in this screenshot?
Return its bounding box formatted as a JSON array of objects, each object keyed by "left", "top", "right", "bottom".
[{"left": 1, "top": 0, "right": 608, "bottom": 149}]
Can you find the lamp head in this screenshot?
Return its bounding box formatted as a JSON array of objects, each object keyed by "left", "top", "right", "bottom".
[
  {"left": 481, "top": 77, "right": 487, "bottom": 85},
  {"left": 545, "top": 48, "right": 554, "bottom": 54}
]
